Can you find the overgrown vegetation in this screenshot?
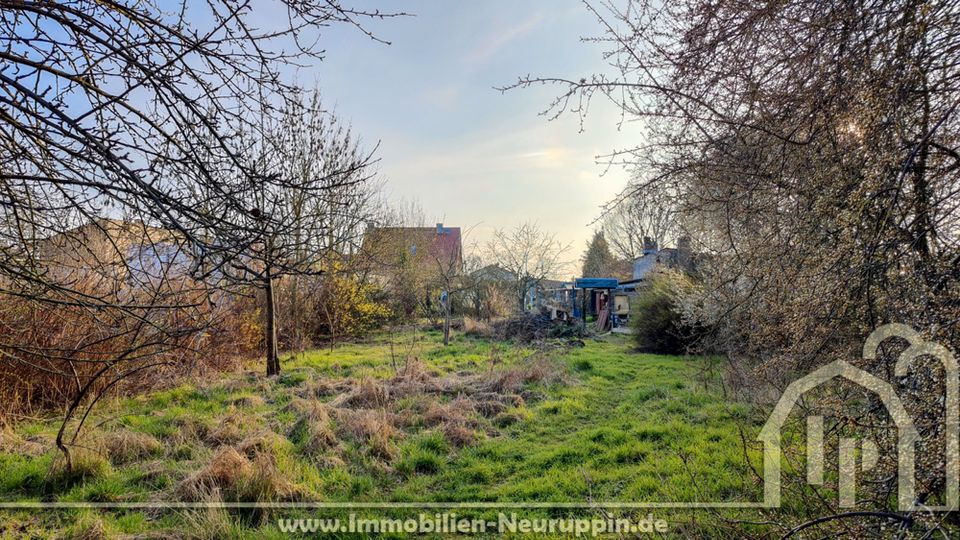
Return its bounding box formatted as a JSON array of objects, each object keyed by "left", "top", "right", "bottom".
[
  {"left": 0, "top": 331, "right": 773, "bottom": 538},
  {"left": 632, "top": 271, "right": 699, "bottom": 355},
  {"left": 510, "top": 0, "right": 960, "bottom": 533}
]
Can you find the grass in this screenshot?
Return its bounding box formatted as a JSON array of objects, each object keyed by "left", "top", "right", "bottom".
[{"left": 0, "top": 329, "right": 769, "bottom": 537}]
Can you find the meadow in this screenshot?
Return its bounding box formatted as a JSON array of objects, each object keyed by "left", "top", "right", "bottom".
[{"left": 0, "top": 331, "right": 770, "bottom": 538}]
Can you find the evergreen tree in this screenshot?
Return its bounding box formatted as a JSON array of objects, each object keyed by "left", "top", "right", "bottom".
[{"left": 581, "top": 231, "right": 616, "bottom": 278}]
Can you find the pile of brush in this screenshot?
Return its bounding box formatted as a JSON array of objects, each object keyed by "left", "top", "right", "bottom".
[{"left": 491, "top": 313, "right": 584, "bottom": 343}]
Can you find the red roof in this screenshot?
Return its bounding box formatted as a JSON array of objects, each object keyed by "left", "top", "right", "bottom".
[{"left": 361, "top": 224, "right": 463, "bottom": 273}]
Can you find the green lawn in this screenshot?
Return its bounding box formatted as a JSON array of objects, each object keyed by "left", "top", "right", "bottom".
[{"left": 0, "top": 331, "right": 768, "bottom": 538}]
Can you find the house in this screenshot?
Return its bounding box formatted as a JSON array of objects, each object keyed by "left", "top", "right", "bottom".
[
  {"left": 37, "top": 218, "right": 193, "bottom": 290},
  {"left": 631, "top": 236, "right": 693, "bottom": 281},
  {"left": 360, "top": 223, "right": 463, "bottom": 281},
  {"left": 620, "top": 236, "right": 695, "bottom": 293},
  {"left": 359, "top": 223, "right": 463, "bottom": 315},
  {"left": 471, "top": 264, "right": 514, "bottom": 284}
]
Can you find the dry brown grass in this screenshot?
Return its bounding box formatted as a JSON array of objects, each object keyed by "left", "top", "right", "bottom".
[
  {"left": 204, "top": 412, "right": 250, "bottom": 446},
  {"left": 441, "top": 423, "right": 475, "bottom": 448},
  {"left": 328, "top": 407, "right": 401, "bottom": 463},
  {"left": 474, "top": 356, "right": 568, "bottom": 395},
  {"left": 299, "top": 377, "right": 350, "bottom": 399},
  {"left": 328, "top": 378, "right": 389, "bottom": 409},
  {"left": 286, "top": 397, "right": 328, "bottom": 420},
  {"left": 235, "top": 430, "right": 286, "bottom": 459},
  {"left": 169, "top": 418, "right": 207, "bottom": 449},
  {"left": 0, "top": 428, "right": 45, "bottom": 456},
  {"left": 286, "top": 398, "right": 341, "bottom": 461},
  {"left": 332, "top": 408, "right": 400, "bottom": 443},
  {"left": 178, "top": 446, "right": 298, "bottom": 503},
  {"left": 288, "top": 352, "right": 571, "bottom": 463},
  {"left": 390, "top": 360, "right": 445, "bottom": 398},
  {"left": 304, "top": 421, "right": 338, "bottom": 456},
  {"left": 65, "top": 518, "right": 108, "bottom": 540},
  {"left": 231, "top": 394, "right": 265, "bottom": 408},
  {"left": 463, "top": 316, "right": 493, "bottom": 338},
  {"left": 178, "top": 446, "right": 251, "bottom": 501},
  {"left": 104, "top": 430, "right": 162, "bottom": 464},
  {"left": 423, "top": 397, "right": 476, "bottom": 428}
]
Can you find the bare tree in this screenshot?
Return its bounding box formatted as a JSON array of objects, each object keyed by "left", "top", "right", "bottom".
[
  {"left": 0, "top": 0, "right": 402, "bottom": 465},
  {"left": 601, "top": 180, "right": 678, "bottom": 259},
  {"left": 485, "top": 222, "right": 570, "bottom": 312},
  {"left": 431, "top": 235, "right": 483, "bottom": 346},
  {"left": 206, "top": 92, "right": 380, "bottom": 376}
]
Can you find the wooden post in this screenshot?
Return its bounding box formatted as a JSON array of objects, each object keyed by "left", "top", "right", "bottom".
[
  {"left": 608, "top": 291, "right": 615, "bottom": 330},
  {"left": 581, "top": 289, "right": 587, "bottom": 333}
]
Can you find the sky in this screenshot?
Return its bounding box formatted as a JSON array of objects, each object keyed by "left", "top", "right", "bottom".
[{"left": 300, "top": 1, "right": 643, "bottom": 266}]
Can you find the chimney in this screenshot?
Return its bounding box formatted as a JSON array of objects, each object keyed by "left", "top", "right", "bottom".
[
  {"left": 677, "top": 235, "right": 692, "bottom": 268},
  {"left": 436, "top": 223, "right": 444, "bottom": 235},
  {"left": 642, "top": 236, "right": 658, "bottom": 254}
]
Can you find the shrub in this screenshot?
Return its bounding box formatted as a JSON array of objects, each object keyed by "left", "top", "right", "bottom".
[
  {"left": 632, "top": 270, "right": 699, "bottom": 354},
  {"left": 0, "top": 280, "right": 255, "bottom": 423},
  {"left": 312, "top": 263, "right": 391, "bottom": 343}
]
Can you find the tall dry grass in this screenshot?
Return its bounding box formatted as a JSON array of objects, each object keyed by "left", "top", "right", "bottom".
[{"left": 0, "top": 276, "right": 259, "bottom": 424}]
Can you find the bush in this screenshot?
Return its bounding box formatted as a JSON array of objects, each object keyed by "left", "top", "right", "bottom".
[
  {"left": 632, "top": 271, "right": 699, "bottom": 354},
  {"left": 312, "top": 265, "right": 391, "bottom": 343}
]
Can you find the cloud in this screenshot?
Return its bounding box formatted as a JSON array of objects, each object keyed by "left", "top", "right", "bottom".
[{"left": 464, "top": 12, "right": 544, "bottom": 64}]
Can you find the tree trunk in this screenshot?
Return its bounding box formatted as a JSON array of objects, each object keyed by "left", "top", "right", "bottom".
[
  {"left": 265, "top": 269, "right": 280, "bottom": 376},
  {"left": 442, "top": 291, "right": 451, "bottom": 346}
]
